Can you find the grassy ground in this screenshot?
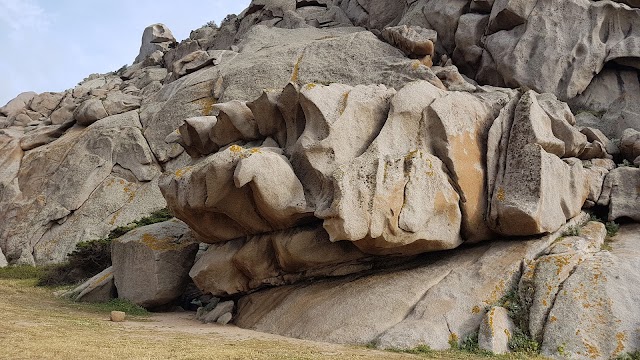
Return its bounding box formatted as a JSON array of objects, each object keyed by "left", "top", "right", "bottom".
[{"left": 0, "top": 277, "right": 544, "bottom": 360}]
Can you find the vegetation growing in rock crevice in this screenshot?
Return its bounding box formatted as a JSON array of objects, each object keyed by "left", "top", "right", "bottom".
[{"left": 37, "top": 209, "right": 173, "bottom": 287}]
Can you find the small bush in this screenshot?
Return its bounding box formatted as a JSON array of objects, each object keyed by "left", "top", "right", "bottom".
[
  {"left": 508, "top": 328, "right": 540, "bottom": 354},
  {"left": 605, "top": 221, "right": 620, "bottom": 238},
  {"left": 0, "top": 265, "right": 45, "bottom": 280},
  {"left": 459, "top": 333, "right": 480, "bottom": 353},
  {"left": 83, "top": 298, "right": 150, "bottom": 317},
  {"left": 562, "top": 225, "right": 581, "bottom": 237}
]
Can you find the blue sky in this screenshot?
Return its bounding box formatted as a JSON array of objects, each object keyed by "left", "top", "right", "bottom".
[{"left": 0, "top": 0, "right": 250, "bottom": 106}]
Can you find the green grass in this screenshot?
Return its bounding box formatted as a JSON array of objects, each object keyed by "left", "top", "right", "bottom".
[
  {"left": 77, "top": 298, "right": 150, "bottom": 317},
  {"left": 0, "top": 265, "right": 45, "bottom": 280},
  {"left": 618, "top": 351, "right": 640, "bottom": 360},
  {"left": 561, "top": 225, "right": 581, "bottom": 237}
]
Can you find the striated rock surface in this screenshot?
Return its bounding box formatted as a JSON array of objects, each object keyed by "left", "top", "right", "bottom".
[{"left": 1, "top": 1, "right": 640, "bottom": 355}]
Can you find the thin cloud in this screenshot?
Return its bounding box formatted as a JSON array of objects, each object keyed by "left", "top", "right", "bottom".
[{"left": 0, "top": 0, "right": 50, "bottom": 38}]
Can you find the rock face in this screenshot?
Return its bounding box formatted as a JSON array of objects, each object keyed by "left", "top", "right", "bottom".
[
  {"left": 537, "top": 224, "right": 640, "bottom": 359},
  {"left": 111, "top": 219, "right": 199, "bottom": 308},
  {"left": 1, "top": 0, "right": 640, "bottom": 356},
  {"left": 235, "top": 216, "right": 586, "bottom": 350}
]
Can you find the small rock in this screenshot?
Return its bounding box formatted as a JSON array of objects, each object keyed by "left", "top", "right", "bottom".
[
  {"left": 0, "top": 247, "right": 7, "bottom": 268},
  {"left": 202, "top": 301, "right": 234, "bottom": 324},
  {"left": 216, "top": 312, "right": 233, "bottom": 325},
  {"left": 110, "top": 311, "right": 126, "bottom": 322},
  {"left": 478, "top": 306, "right": 515, "bottom": 354}
]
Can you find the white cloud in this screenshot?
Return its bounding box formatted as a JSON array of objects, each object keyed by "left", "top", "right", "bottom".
[{"left": 0, "top": 0, "right": 50, "bottom": 39}]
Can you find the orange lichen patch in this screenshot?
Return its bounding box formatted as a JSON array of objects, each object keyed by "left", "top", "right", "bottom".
[
  {"left": 141, "top": 233, "right": 186, "bottom": 251},
  {"left": 174, "top": 167, "right": 192, "bottom": 179},
  {"left": 249, "top": 148, "right": 262, "bottom": 154},
  {"left": 448, "top": 333, "right": 459, "bottom": 346},
  {"left": 553, "top": 255, "right": 572, "bottom": 276},
  {"left": 472, "top": 306, "right": 481, "bottom": 314},
  {"left": 614, "top": 332, "right": 627, "bottom": 356},
  {"left": 291, "top": 53, "right": 304, "bottom": 83},
  {"left": 338, "top": 91, "right": 350, "bottom": 116},
  {"left": 583, "top": 340, "right": 601, "bottom": 359},
  {"left": 197, "top": 97, "right": 217, "bottom": 116},
  {"left": 504, "top": 328, "right": 511, "bottom": 339},
  {"left": 484, "top": 279, "right": 506, "bottom": 305},
  {"left": 542, "top": 299, "right": 548, "bottom": 307},
  {"left": 94, "top": 270, "right": 113, "bottom": 284},
  {"left": 229, "top": 145, "right": 243, "bottom": 153},
  {"left": 411, "top": 60, "right": 422, "bottom": 70},
  {"left": 109, "top": 209, "right": 122, "bottom": 225},
  {"left": 496, "top": 187, "right": 505, "bottom": 202},
  {"left": 304, "top": 83, "right": 317, "bottom": 91},
  {"left": 549, "top": 315, "right": 557, "bottom": 322}
]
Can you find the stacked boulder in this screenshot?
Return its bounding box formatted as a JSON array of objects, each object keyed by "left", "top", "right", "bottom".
[{"left": 0, "top": 0, "right": 639, "bottom": 358}]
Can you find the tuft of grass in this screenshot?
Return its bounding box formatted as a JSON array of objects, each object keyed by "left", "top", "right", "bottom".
[
  {"left": 80, "top": 298, "right": 150, "bottom": 317},
  {"left": 605, "top": 221, "right": 619, "bottom": 238},
  {"left": 562, "top": 225, "right": 581, "bottom": 237},
  {"left": 618, "top": 351, "right": 640, "bottom": 360},
  {"left": 388, "top": 344, "right": 435, "bottom": 356},
  {"left": 0, "top": 265, "right": 45, "bottom": 280},
  {"left": 508, "top": 328, "right": 539, "bottom": 354}
]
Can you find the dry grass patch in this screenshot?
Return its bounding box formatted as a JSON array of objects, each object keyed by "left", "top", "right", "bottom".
[{"left": 0, "top": 279, "right": 543, "bottom": 360}]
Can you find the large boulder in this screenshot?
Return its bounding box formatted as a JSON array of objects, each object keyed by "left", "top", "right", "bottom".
[
  {"left": 539, "top": 224, "right": 640, "bottom": 359},
  {"left": 134, "top": 24, "right": 176, "bottom": 64},
  {"left": 598, "top": 167, "right": 640, "bottom": 222},
  {"left": 487, "top": 90, "right": 595, "bottom": 236},
  {"left": 112, "top": 219, "right": 199, "bottom": 309},
  {"left": 483, "top": 0, "right": 640, "bottom": 101},
  {"left": 188, "top": 225, "right": 373, "bottom": 296}
]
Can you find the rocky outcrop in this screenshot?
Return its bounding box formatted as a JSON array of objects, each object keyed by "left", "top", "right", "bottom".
[
  {"left": 537, "top": 224, "right": 640, "bottom": 359},
  {"left": 111, "top": 219, "right": 199, "bottom": 309},
  {"left": 235, "top": 215, "right": 587, "bottom": 350},
  {"left": 1, "top": 1, "right": 639, "bottom": 357}
]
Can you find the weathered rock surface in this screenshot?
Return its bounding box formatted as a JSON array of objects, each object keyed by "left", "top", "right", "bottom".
[
  {"left": 620, "top": 128, "right": 640, "bottom": 165},
  {"left": 598, "top": 167, "right": 640, "bottom": 222},
  {"left": 134, "top": 23, "right": 176, "bottom": 64},
  {"left": 478, "top": 306, "right": 515, "bottom": 354},
  {"left": 540, "top": 224, "right": 640, "bottom": 359},
  {"left": 60, "top": 266, "right": 116, "bottom": 303},
  {"left": 0, "top": 111, "right": 167, "bottom": 265},
  {"left": 487, "top": 91, "right": 598, "bottom": 236},
  {"left": 112, "top": 219, "right": 199, "bottom": 308},
  {"left": 2, "top": 2, "right": 640, "bottom": 355},
  {"left": 189, "top": 225, "right": 373, "bottom": 296},
  {"left": 235, "top": 215, "right": 588, "bottom": 350}
]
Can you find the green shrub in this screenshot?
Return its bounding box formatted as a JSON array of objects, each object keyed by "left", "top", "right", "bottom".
[
  {"left": 562, "top": 225, "right": 581, "bottom": 237},
  {"left": 605, "top": 221, "right": 620, "bottom": 238},
  {"left": 508, "top": 328, "right": 539, "bottom": 354},
  {"left": 459, "top": 333, "right": 480, "bottom": 353}
]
